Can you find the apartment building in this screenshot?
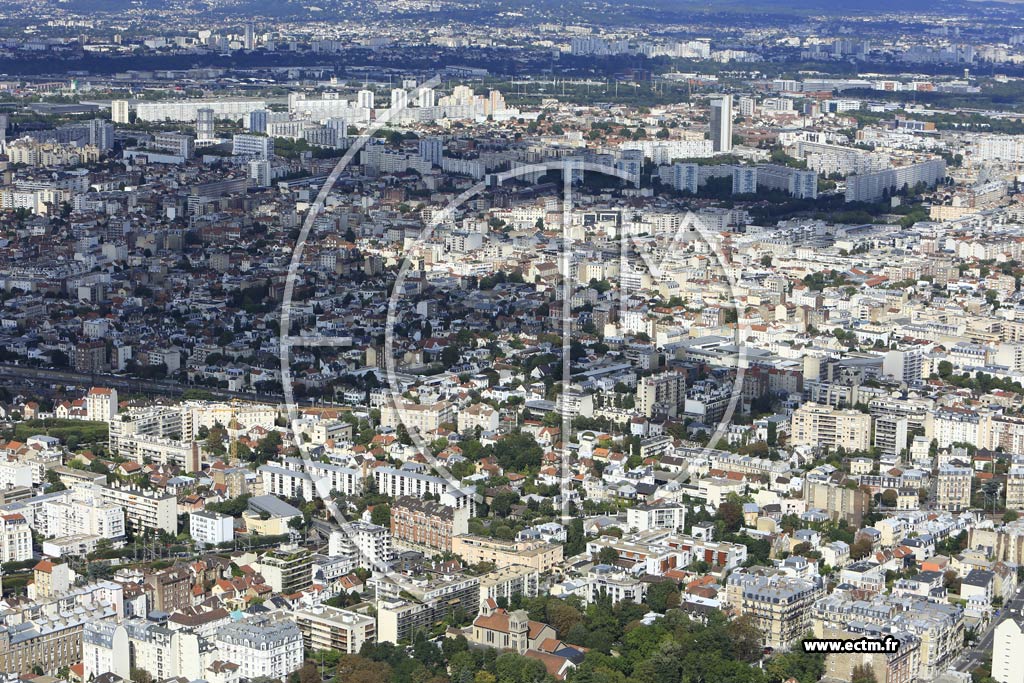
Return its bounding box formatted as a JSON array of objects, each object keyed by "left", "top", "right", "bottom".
[
  {"left": 253, "top": 547, "right": 314, "bottom": 594},
  {"left": 379, "top": 400, "right": 455, "bottom": 433},
  {"left": 190, "top": 510, "right": 234, "bottom": 547},
  {"left": 214, "top": 616, "right": 304, "bottom": 682},
  {"left": 376, "top": 575, "right": 480, "bottom": 644},
  {"left": 803, "top": 478, "right": 871, "bottom": 526},
  {"left": 637, "top": 372, "right": 687, "bottom": 418},
  {"left": 813, "top": 593, "right": 964, "bottom": 680},
  {"left": 146, "top": 566, "right": 192, "bottom": 613},
  {"left": 790, "top": 402, "right": 872, "bottom": 451},
  {"left": 0, "top": 581, "right": 122, "bottom": 676},
  {"left": 936, "top": 465, "right": 972, "bottom": 512},
  {"left": 391, "top": 496, "right": 469, "bottom": 553},
  {"left": 452, "top": 535, "right": 564, "bottom": 572},
  {"left": 844, "top": 158, "right": 946, "bottom": 203},
  {"left": 372, "top": 467, "right": 475, "bottom": 512},
  {"left": 725, "top": 568, "right": 825, "bottom": 651},
  {"left": 821, "top": 626, "right": 921, "bottom": 683},
  {"left": 756, "top": 163, "right": 818, "bottom": 199},
  {"left": 0, "top": 512, "right": 32, "bottom": 562},
  {"left": 994, "top": 616, "right": 1024, "bottom": 683},
  {"left": 478, "top": 565, "right": 541, "bottom": 605},
  {"left": 99, "top": 485, "right": 177, "bottom": 534},
  {"left": 1008, "top": 462, "right": 1024, "bottom": 511},
  {"left": 626, "top": 502, "right": 687, "bottom": 533},
  {"left": 294, "top": 605, "right": 375, "bottom": 654}
]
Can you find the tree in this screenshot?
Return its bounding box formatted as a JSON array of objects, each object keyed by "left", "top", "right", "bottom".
[
  {"left": 491, "top": 490, "right": 519, "bottom": 518},
  {"left": 371, "top": 504, "right": 391, "bottom": 527},
  {"left": 646, "top": 581, "right": 681, "bottom": 612},
  {"left": 294, "top": 663, "right": 319, "bottom": 683},
  {"left": 850, "top": 537, "right": 874, "bottom": 560},
  {"left": 880, "top": 489, "right": 898, "bottom": 507},
  {"left": 332, "top": 655, "right": 392, "bottom": 683},
  {"left": 851, "top": 663, "right": 878, "bottom": 683},
  {"left": 547, "top": 600, "right": 583, "bottom": 636},
  {"left": 492, "top": 432, "right": 543, "bottom": 471},
  {"left": 1005, "top": 510, "right": 1020, "bottom": 523},
  {"left": 597, "top": 546, "right": 619, "bottom": 565},
  {"left": 716, "top": 500, "right": 744, "bottom": 533}
]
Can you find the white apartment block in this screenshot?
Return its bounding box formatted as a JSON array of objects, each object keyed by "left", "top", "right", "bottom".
[
  {"left": 99, "top": 486, "right": 177, "bottom": 534},
  {"left": 994, "top": 616, "right": 1024, "bottom": 683},
  {"left": 189, "top": 510, "right": 234, "bottom": 547},
  {"left": 214, "top": 616, "right": 304, "bottom": 681},
  {"left": 0, "top": 512, "right": 32, "bottom": 562},
  {"left": 790, "top": 402, "right": 872, "bottom": 451},
  {"left": 135, "top": 100, "right": 269, "bottom": 122}
]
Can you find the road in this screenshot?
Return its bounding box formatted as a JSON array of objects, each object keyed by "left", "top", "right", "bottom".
[{"left": 954, "top": 579, "right": 1024, "bottom": 672}]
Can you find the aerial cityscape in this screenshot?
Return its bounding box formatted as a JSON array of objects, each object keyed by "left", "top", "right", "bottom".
[{"left": 7, "top": 1, "right": 1024, "bottom": 683}]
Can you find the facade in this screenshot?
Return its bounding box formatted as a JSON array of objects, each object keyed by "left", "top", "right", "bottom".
[
  {"left": 710, "top": 96, "right": 733, "bottom": 153},
  {"left": 0, "top": 512, "right": 32, "bottom": 562},
  {"left": 790, "top": 402, "right": 872, "bottom": 451},
  {"left": 994, "top": 616, "right": 1024, "bottom": 683},
  {"left": 452, "top": 535, "right": 564, "bottom": 572},
  {"left": 190, "top": 510, "right": 234, "bottom": 547},
  {"left": 936, "top": 465, "right": 972, "bottom": 512},
  {"left": 82, "top": 621, "right": 130, "bottom": 681},
  {"left": 725, "top": 568, "right": 825, "bottom": 651},
  {"left": 213, "top": 616, "right": 304, "bottom": 681},
  {"left": 390, "top": 495, "right": 469, "bottom": 553},
  {"left": 98, "top": 486, "right": 177, "bottom": 534},
  {"left": 294, "top": 605, "right": 376, "bottom": 654}
]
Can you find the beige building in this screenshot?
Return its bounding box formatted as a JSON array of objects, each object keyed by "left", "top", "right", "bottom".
[
  {"left": 637, "top": 372, "right": 687, "bottom": 418},
  {"left": 294, "top": 605, "right": 375, "bottom": 654},
  {"left": 380, "top": 400, "right": 455, "bottom": 434},
  {"left": 936, "top": 465, "right": 972, "bottom": 512},
  {"left": 1007, "top": 462, "right": 1024, "bottom": 511},
  {"left": 790, "top": 402, "right": 872, "bottom": 452},
  {"left": 803, "top": 478, "right": 870, "bottom": 526},
  {"left": 822, "top": 627, "right": 921, "bottom": 683},
  {"left": 452, "top": 535, "right": 563, "bottom": 572},
  {"left": 724, "top": 568, "right": 825, "bottom": 651}
]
